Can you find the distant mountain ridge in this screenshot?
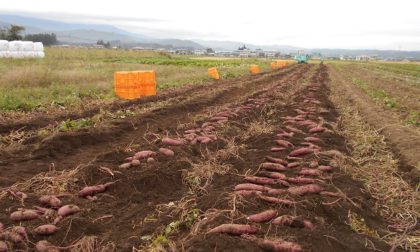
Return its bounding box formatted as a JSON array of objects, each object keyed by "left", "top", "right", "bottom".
[{"left": 1, "top": 13, "right": 419, "bottom": 59}]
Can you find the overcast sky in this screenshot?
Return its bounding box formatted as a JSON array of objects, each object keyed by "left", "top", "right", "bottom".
[{"left": 1, "top": 0, "right": 420, "bottom": 50}]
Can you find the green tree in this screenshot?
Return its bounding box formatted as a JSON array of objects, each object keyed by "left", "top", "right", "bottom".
[{"left": 7, "top": 25, "right": 25, "bottom": 40}]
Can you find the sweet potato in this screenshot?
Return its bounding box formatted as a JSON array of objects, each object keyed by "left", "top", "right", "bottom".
[
  {"left": 247, "top": 209, "right": 278, "bottom": 223},
  {"left": 234, "top": 183, "right": 265, "bottom": 191},
  {"left": 162, "top": 138, "right": 184, "bottom": 146},
  {"left": 309, "top": 126, "right": 325, "bottom": 133},
  {"left": 285, "top": 126, "right": 304, "bottom": 134},
  {"left": 0, "top": 222, "right": 4, "bottom": 232},
  {"left": 10, "top": 209, "right": 40, "bottom": 221},
  {"left": 39, "top": 195, "right": 62, "bottom": 208},
  {"left": 78, "top": 182, "right": 115, "bottom": 197},
  {"left": 318, "top": 165, "right": 334, "bottom": 172},
  {"left": 0, "top": 231, "right": 23, "bottom": 243},
  {"left": 287, "top": 177, "right": 315, "bottom": 184},
  {"left": 245, "top": 176, "right": 288, "bottom": 187},
  {"left": 12, "top": 226, "right": 28, "bottom": 240},
  {"left": 271, "top": 147, "right": 286, "bottom": 152},
  {"left": 57, "top": 204, "right": 80, "bottom": 217},
  {"left": 207, "top": 224, "right": 258, "bottom": 235},
  {"left": 265, "top": 156, "right": 288, "bottom": 165},
  {"left": 34, "top": 224, "right": 58, "bottom": 235},
  {"left": 262, "top": 162, "right": 287, "bottom": 171},
  {"left": 304, "top": 136, "right": 322, "bottom": 142},
  {"left": 289, "top": 147, "right": 313, "bottom": 157},
  {"left": 287, "top": 162, "right": 300, "bottom": 168},
  {"left": 242, "top": 235, "right": 302, "bottom": 252},
  {"left": 266, "top": 188, "right": 286, "bottom": 195},
  {"left": 275, "top": 140, "right": 293, "bottom": 148},
  {"left": 298, "top": 169, "right": 321, "bottom": 176},
  {"left": 130, "top": 159, "right": 141, "bottom": 167},
  {"left": 272, "top": 215, "right": 293, "bottom": 226},
  {"left": 276, "top": 132, "right": 293, "bottom": 138},
  {"left": 288, "top": 184, "right": 323, "bottom": 196},
  {"left": 197, "top": 136, "right": 212, "bottom": 144},
  {"left": 258, "top": 171, "right": 286, "bottom": 180},
  {"left": 118, "top": 162, "right": 131, "bottom": 169},
  {"left": 258, "top": 195, "right": 294, "bottom": 205},
  {"left": 0, "top": 241, "right": 7, "bottom": 252},
  {"left": 133, "top": 150, "right": 156, "bottom": 159},
  {"left": 35, "top": 240, "right": 59, "bottom": 252},
  {"left": 147, "top": 157, "right": 155, "bottom": 163},
  {"left": 287, "top": 156, "right": 302, "bottom": 161},
  {"left": 303, "top": 220, "right": 315, "bottom": 230},
  {"left": 159, "top": 148, "right": 174, "bottom": 156}
]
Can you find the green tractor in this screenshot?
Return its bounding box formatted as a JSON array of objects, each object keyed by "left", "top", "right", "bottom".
[{"left": 294, "top": 51, "right": 310, "bottom": 63}]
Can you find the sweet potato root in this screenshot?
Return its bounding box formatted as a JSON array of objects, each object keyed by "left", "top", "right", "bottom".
[
  {"left": 271, "top": 147, "right": 286, "bottom": 152},
  {"left": 10, "top": 209, "right": 40, "bottom": 221},
  {"left": 242, "top": 235, "right": 302, "bottom": 252},
  {"left": 275, "top": 140, "right": 293, "bottom": 148},
  {"left": 262, "top": 162, "right": 287, "bottom": 171},
  {"left": 34, "top": 224, "right": 58, "bottom": 235},
  {"left": 258, "top": 195, "right": 294, "bottom": 205},
  {"left": 235, "top": 190, "right": 261, "bottom": 196},
  {"left": 265, "top": 156, "right": 288, "bottom": 165},
  {"left": 304, "top": 136, "right": 322, "bottom": 142},
  {"left": 133, "top": 150, "right": 156, "bottom": 159},
  {"left": 258, "top": 171, "right": 286, "bottom": 180},
  {"left": 159, "top": 148, "right": 174, "bottom": 156},
  {"left": 57, "top": 204, "right": 80, "bottom": 217},
  {"left": 287, "top": 162, "right": 300, "bottom": 168},
  {"left": 234, "top": 183, "right": 265, "bottom": 191},
  {"left": 247, "top": 209, "right": 278, "bottom": 223},
  {"left": 287, "top": 177, "right": 315, "bottom": 184},
  {"left": 318, "top": 165, "right": 334, "bottom": 172},
  {"left": 272, "top": 215, "right": 293, "bottom": 226},
  {"left": 207, "top": 224, "right": 259, "bottom": 235},
  {"left": 78, "top": 182, "right": 115, "bottom": 197},
  {"left": 288, "top": 184, "right": 323, "bottom": 196},
  {"left": 289, "top": 147, "right": 313, "bottom": 157},
  {"left": 162, "top": 138, "right": 184, "bottom": 146},
  {"left": 35, "top": 240, "right": 60, "bottom": 252},
  {"left": 298, "top": 168, "right": 321, "bottom": 176},
  {"left": 285, "top": 126, "right": 304, "bottom": 134},
  {"left": 309, "top": 126, "right": 325, "bottom": 133},
  {"left": 39, "top": 195, "right": 62, "bottom": 208}
]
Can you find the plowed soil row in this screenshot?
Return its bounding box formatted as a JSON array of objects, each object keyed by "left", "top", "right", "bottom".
[{"left": 0, "top": 64, "right": 404, "bottom": 251}]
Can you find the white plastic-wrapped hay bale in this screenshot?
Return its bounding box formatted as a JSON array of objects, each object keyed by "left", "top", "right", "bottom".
[
  {"left": 8, "top": 41, "right": 24, "bottom": 58},
  {"left": 0, "top": 40, "right": 8, "bottom": 58},
  {"left": 34, "top": 42, "right": 45, "bottom": 58}
]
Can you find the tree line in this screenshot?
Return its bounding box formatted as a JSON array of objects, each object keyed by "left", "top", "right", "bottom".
[{"left": 0, "top": 25, "right": 58, "bottom": 46}]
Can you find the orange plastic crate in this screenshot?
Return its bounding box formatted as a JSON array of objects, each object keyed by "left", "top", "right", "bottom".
[
  {"left": 114, "top": 70, "right": 156, "bottom": 99},
  {"left": 249, "top": 65, "right": 260, "bottom": 74},
  {"left": 208, "top": 67, "right": 220, "bottom": 80}
]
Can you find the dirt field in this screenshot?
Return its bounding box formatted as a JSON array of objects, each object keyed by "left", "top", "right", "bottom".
[{"left": 0, "top": 63, "right": 418, "bottom": 251}]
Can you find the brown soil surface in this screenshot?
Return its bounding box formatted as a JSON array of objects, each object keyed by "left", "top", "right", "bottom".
[
  {"left": 328, "top": 64, "right": 420, "bottom": 184},
  {"left": 0, "top": 64, "right": 408, "bottom": 251}
]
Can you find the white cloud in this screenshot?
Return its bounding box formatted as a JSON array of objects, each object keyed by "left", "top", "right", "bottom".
[{"left": 1, "top": 0, "right": 420, "bottom": 50}]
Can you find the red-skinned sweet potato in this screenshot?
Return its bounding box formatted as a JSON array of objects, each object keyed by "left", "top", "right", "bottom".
[
  {"left": 304, "top": 136, "right": 322, "bottom": 142},
  {"left": 57, "top": 204, "right": 80, "bottom": 217},
  {"left": 78, "top": 182, "right": 115, "bottom": 197},
  {"left": 265, "top": 156, "right": 288, "bottom": 165},
  {"left": 0, "top": 241, "right": 7, "bottom": 252},
  {"left": 288, "top": 184, "right": 323, "bottom": 196},
  {"left": 133, "top": 150, "right": 156, "bottom": 159},
  {"left": 234, "top": 183, "right": 265, "bottom": 191},
  {"left": 247, "top": 209, "right": 278, "bottom": 223},
  {"left": 159, "top": 148, "right": 174, "bottom": 156},
  {"left": 10, "top": 209, "right": 40, "bottom": 221},
  {"left": 318, "top": 165, "right": 334, "bottom": 172},
  {"left": 207, "top": 224, "right": 259, "bottom": 235},
  {"left": 275, "top": 140, "right": 293, "bottom": 148},
  {"left": 161, "top": 138, "right": 184, "bottom": 146},
  {"left": 258, "top": 195, "right": 295, "bottom": 205},
  {"left": 289, "top": 147, "right": 313, "bottom": 157},
  {"left": 271, "top": 147, "right": 286, "bottom": 152},
  {"left": 298, "top": 169, "right": 321, "bottom": 176},
  {"left": 39, "top": 195, "right": 62, "bottom": 208},
  {"left": 258, "top": 171, "right": 286, "bottom": 180},
  {"left": 262, "top": 162, "right": 287, "bottom": 171},
  {"left": 287, "top": 162, "right": 300, "bottom": 168},
  {"left": 34, "top": 224, "right": 58, "bottom": 235},
  {"left": 287, "top": 177, "right": 315, "bottom": 184},
  {"left": 309, "top": 126, "right": 325, "bottom": 133}
]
